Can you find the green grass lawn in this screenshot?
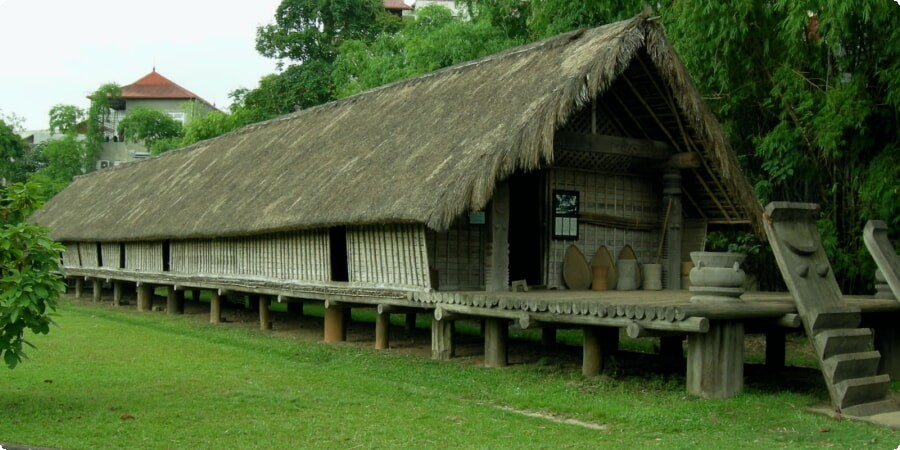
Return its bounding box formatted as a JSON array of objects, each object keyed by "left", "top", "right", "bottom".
[{"left": 1, "top": 298, "right": 897, "bottom": 449}]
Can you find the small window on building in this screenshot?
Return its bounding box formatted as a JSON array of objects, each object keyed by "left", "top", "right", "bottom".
[{"left": 167, "top": 112, "right": 186, "bottom": 124}]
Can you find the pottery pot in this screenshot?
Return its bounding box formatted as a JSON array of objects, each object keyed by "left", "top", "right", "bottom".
[{"left": 689, "top": 251, "right": 746, "bottom": 303}]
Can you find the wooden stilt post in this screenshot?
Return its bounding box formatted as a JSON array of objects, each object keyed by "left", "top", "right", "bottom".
[
  {"left": 167, "top": 288, "right": 184, "bottom": 315},
  {"left": 74, "top": 278, "right": 83, "bottom": 299},
  {"left": 324, "top": 303, "right": 346, "bottom": 343},
  {"left": 687, "top": 320, "right": 744, "bottom": 399},
  {"left": 583, "top": 327, "right": 602, "bottom": 376},
  {"left": 484, "top": 318, "right": 508, "bottom": 368},
  {"left": 210, "top": 291, "right": 222, "bottom": 324},
  {"left": 137, "top": 284, "right": 153, "bottom": 312},
  {"left": 765, "top": 329, "right": 786, "bottom": 369},
  {"left": 431, "top": 316, "right": 454, "bottom": 360},
  {"left": 404, "top": 313, "right": 416, "bottom": 332},
  {"left": 542, "top": 327, "right": 557, "bottom": 347},
  {"left": 375, "top": 311, "right": 390, "bottom": 350},
  {"left": 113, "top": 281, "right": 123, "bottom": 306},
  {"left": 191, "top": 289, "right": 201, "bottom": 302},
  {"left": 248, "top": 294, "right": 260, "bottom": 312},
  {"left": 92, "top": 279, "right": 102, "bottom": 302},
  {"left": 259, "top": 296, "right": 271, "bottom": 330}
]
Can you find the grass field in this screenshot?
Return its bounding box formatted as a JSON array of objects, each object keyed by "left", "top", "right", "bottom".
[{"left": 1, "top": 296, "right": 897, "bottom": 449}]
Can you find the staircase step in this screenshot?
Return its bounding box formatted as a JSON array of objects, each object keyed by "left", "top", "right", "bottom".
[
  {"left": 815, "top": 328, "right": 872, "bottom": 360},
  {"left": 835, "top": 374, "right": 891, "bottom": 410},
  {"left": 840, "top": 399, "right": 899, "bottom": 417},
  {"left": 809, "top": 309, "right": 860, "bottom": 333},
  {"left": 824, "top": 351, "right": 881, "bottom": 383}
]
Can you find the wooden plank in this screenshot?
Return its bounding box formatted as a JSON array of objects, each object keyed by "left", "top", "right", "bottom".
[{"left": 554, "top": 131, "right": 669, "bottom": 161}]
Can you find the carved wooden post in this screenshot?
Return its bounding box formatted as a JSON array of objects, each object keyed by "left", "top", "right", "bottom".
[
  {"left": 210, "top": 291, "right": 222, "bottom": 324},
  {"left": 431, "top": 316, "right": 454, "bottom": 361},
  {"left": 74, "top": 278, "right": 83, "bottom": 299},
  {"left": 765, "top": 202, "right": 895, "bottom": 416},
  {"left": 663, "top": 169, "right": 683, "bottom": 289},
  {"left": 92, "top": 279, "right": 102, "bottom": 302},
  {"left": 113, "top": 281, "right": 123, "bottom": 307},
  {"left": 482, "top": 181, "right": 510, "bottom": 367},
  {"left": 259, "top": 296, "right": 271, "bottom": 330}
]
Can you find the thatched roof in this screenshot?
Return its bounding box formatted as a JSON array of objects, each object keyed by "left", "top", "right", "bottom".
[{"left": 32, "top": 10, "right": 762, "bottom": 242}]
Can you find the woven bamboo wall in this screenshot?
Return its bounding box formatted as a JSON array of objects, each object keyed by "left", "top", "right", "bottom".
[
  {"left": 347, "top": 224, "right": 431, "bottom": 288},
  {"left": 125, "top": 242, "right": 164, "bottom": 273},
  {"left": 79, "top": 242, "right": 100, "bottom": 269},
  {"left": 546, "top": 168, "right": 661, "bottom": 288},
  {"left": 100, "top": 242, "right": 121, "bottom": 269},
  {"left": 425, "top": 217, "right": 485, "bottom": 290},
  {"left": 61, "top": 243, "right": 81, "bottom": 269},
  {"left": 170, "top": 231, "right": 330, "bottom": 282}
]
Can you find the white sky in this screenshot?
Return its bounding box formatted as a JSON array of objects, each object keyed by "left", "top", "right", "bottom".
[{"left": 0, "top": 0, "right": 284, "bottom": 131}]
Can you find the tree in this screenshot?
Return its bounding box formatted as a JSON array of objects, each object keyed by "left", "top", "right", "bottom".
[
  {"left": 256, "top": 0, "right": 398, "bottom": 64},
  {"left": 48, "top": 104, "right": 85, "bottom": 135},
  {"left": 117, "top": 107, "right": 183, "bottom": 150},
  {"left": 27, "top": 134, "right": 86, "bottom": 199},
  {"left": 181, "top": 111, "right": 240, "bottom": 147},
  {"left": 0, "top": 119, "right": 28, "bottom": 186},
  {"left": 333, "top": 5, "right": 522, "bottom": 97},
  {"left": 0, "top": 182, "right": 66, "bottom": 369},
  {"left": 85, "top": 83, "right": 121, "bottom": 168},
  {"left": 660, "top": 0, "right": 900, "bottom": 292}
]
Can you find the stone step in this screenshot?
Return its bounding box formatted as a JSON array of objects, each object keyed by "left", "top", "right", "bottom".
[
  {"left": 835, "top": 374, "right": 892, "bottom": 410},
  {"left": 823, "top": 351, "right": 881, "bottom": 384},
  {"left": 840, "top": 399, "right": 899, "bottom": 417},
  {"left": 808, "top": 309, "right": 860, "bottom": 333},
  {"left": 815, "top": 328, "right": 872, "bottom": 360}
]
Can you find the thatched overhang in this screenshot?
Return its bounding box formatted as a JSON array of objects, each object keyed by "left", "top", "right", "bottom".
[{"left": 32, "top": 10, "right": 762, "bottom": 242}]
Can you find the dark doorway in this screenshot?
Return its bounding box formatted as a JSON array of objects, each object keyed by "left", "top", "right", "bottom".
[
  {"left": 96, "top": 242, "right": 104, "bottom": 267},
  {"left": 162, "top": 240, "right": 171, "bottom": 272},
  {"left": 508, "top": 171, "right": 545, "bottom": 286},
  {"left": 119, "top": 244, "right": 126, "bottom": 269},
  {"left": 329, "top": 227, "right": 349, "bottom": 282}
]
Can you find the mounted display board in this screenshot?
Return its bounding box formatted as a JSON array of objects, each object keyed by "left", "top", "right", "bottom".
[{"left": 552, "top": 190, "right": 580, "bottom": 240}]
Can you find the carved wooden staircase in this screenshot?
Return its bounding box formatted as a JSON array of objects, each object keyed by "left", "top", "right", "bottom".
[{"left": 764, "top": 202, "right": 898, "bottom": 417}]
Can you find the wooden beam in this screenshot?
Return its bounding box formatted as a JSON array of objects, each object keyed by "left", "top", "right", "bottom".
[{"left": 554, "top": 131, "right": 669, "bottom": 161}]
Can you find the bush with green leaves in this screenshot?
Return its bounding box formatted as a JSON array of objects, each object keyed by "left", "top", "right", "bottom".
[{"left": 0, "top": 182, "right": 66, "bottom": 368}]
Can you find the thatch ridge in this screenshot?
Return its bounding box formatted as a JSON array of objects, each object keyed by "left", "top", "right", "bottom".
[{"left": 33, "top": 11, "right": 762, "bottom": 242}]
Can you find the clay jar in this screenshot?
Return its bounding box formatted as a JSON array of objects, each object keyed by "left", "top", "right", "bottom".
[{"left": 689, "top": 251, "right": 746, "bottom": 303}]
